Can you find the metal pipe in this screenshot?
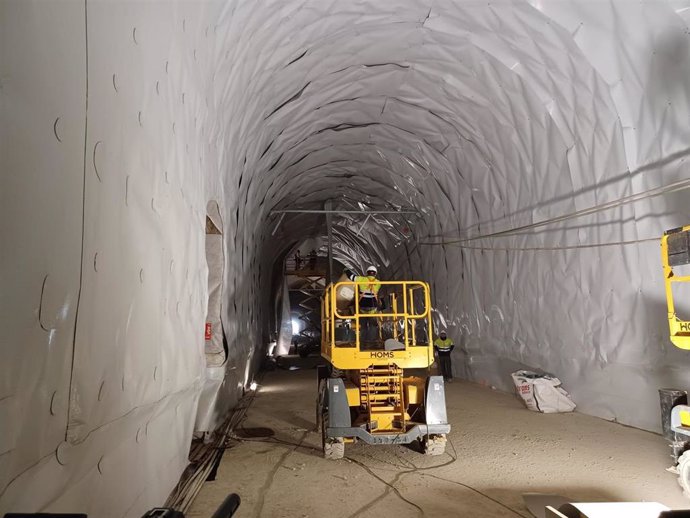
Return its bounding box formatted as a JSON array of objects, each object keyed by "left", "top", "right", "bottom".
[
  {"left": 356, "top": 213, "right": 372, "bottom": 238},
  {"left": 271, "top": 212, "right": 286, "bottom": 235},
  {"left": 270, "top": 209, "right": 419, "bottom": 215},
  {"left": 325, "top": 199, "right": 334, "bottom": 283}
]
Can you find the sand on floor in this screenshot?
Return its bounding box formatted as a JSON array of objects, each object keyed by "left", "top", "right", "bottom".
[{"left": 187, "top": 365, "right": 689, "bottom": 518}]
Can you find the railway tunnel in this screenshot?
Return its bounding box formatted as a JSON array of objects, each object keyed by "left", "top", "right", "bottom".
[{"left": 3, "top": 0, "right": 690, "bottom": 516}]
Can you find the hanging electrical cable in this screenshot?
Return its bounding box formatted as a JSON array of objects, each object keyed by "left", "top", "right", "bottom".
[{"left": 419, "top": 177, "right": 690, "bottom": 248}]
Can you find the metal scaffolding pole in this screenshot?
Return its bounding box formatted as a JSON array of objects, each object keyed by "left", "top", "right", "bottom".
[
  {"left": 325, "top": 199, "right": 334, "bottom": 284},
  {"left": 270, "top": 209, "right": 419, "bottom": 215}
]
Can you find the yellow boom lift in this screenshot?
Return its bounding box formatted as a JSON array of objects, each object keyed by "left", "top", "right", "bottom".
[
  {"left": 663, "top": 226, "right": 690, "bottom": 350},
  {"left": 660, "top": 225, "right": 690, "bottom": 494},
  {"left": 316, "top": 279, "right": 450, "bottom": 459}
]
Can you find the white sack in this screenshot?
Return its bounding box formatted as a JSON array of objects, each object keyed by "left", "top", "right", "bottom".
[{"left": 512, "top": 371, "right": 576, "bottom": 414}]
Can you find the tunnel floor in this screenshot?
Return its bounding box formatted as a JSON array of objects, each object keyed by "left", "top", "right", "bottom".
[{"left": 187, "top": 361, "right": 689, "bottom": 517}]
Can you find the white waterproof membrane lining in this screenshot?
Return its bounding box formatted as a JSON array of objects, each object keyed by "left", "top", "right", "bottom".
[{"left": 2, "top": 1, "right": 690, "bottom": 516}]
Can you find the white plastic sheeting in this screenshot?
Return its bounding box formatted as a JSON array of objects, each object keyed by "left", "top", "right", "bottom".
[
  {"left": 1, "top": 1, "right": 252, "bottom": 515},
  {"left": 204, "top": 233, "right": 225, "bottom": 365},
  {"left": 277, "top": 278, "right": 293, "bottom": 357},
  {"left": 3, "top": 0, "right": 690, "bottom": 516},
  {"left": 195, "top": 229, "right": 225, "bottom": 432}
]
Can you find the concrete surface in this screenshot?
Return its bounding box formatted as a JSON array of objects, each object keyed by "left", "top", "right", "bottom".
[{"left": 187, "top": 362, "right": 689, "bottom": 518}]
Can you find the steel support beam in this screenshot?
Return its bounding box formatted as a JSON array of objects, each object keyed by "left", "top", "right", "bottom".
[
  {"left": 325, "top": 199, "right": 334, "bottom": 284},
  {"left": 270, "top": 209, "right": 419, "bottom": 215}
]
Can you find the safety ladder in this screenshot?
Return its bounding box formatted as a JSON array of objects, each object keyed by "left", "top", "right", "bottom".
[{"left": 359, "top": 365, "right": 405, "bottom": 432}]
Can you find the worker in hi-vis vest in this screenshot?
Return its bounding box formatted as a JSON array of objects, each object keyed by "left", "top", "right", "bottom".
[
  {"left": 344, "top": 265, "right": 382, "bottom": 344},
  {"left": 344, "top": 265, "right": 381, "bottom": 313},
  {"left": 433, "top": 330, "right": 455, "bottom": 382}
]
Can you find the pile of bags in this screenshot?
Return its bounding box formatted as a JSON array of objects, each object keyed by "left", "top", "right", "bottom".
[{"left": 511, "top": 370, "right": 576, "bottom": 413}]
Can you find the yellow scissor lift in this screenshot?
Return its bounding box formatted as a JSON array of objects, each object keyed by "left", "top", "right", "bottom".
[{"left": 316, "top": 280, "right": 450, "bottom": 459}]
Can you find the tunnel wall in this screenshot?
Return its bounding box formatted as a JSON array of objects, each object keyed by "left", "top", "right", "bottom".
[
  {"left": 1, "top": 0, "right": 89, "bottom": 512},
  {"left": 1, "top": 1, "right": 265, "bottom": 516},
  {"left": 3, "top": 0, "right": 690, "bottom": 517},
  {"left": 236, "top": 0, "right": 690, "bottom": 435},
  {"left": 220, "top": 0, "right": 690, "bottom": 433}
]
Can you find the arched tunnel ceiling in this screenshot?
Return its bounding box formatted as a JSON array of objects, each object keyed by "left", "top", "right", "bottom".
[
  {"left": 213, "top": 0, "right": 690, "bottom": 274},
  {"left": 211, "top": 0, "right": 690, "bottom": 432},
  {"left": 4, "top": 1, "right": 690, "bottom": 515}
]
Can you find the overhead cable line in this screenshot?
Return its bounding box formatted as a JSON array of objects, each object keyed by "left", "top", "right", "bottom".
[
  {"left": 431, "top": 236, "right": 659, "bottom": 251},
  {"left": 420, "top": 177, "right": 690, "bottom": 248}
]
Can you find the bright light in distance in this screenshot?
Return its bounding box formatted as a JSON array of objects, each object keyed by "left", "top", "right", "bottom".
[
  {"left": 249, "top": 381, "right": 258, "bottom": 391},
  {"left": 291, "top": 319, "right": 300, "bottom": 334}
]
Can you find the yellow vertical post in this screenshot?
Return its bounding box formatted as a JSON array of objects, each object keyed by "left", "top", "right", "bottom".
[
  {"left": 329, "top": 285, "right": 336, "bottom": 348},
  {"left": 354, "top": 283, "right": 360, "bottom": 351},
  {"left": 662, "top": 237, "right": 676, "bottom": 320},
  {"left": 391, "top": 292, "right": 399, "bottom": 341},
  {"left": 402, "top": 283, "right": 408, "bottom": 348},
  {"left": 410, "top": 288, "right": 417, "bottom": 347},
  {"left": 426, "top": 282, "right": 433, "bottom": 347},
  {"left": 327, "top": 286, "right": 331, "bottom": 348}
]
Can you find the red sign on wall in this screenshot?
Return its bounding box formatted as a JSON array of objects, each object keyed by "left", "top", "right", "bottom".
[{"left": 205, "top": 322, "right": 212, "bottom": 340}]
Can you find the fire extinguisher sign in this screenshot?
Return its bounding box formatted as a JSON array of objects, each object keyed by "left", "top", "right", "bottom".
[{"left": 205, "top": 322, "right": 212, "bottom": 340}]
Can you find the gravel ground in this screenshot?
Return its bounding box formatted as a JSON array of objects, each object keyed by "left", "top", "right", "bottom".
[{"left": 187, "top": 362, "right": 689, "bottom": 518}]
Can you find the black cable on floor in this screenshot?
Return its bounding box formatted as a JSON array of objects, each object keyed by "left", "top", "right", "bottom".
[
  {"left": 225, "top": 373, "right": 529, "bottom": 517},
  {"left": 228, "top": 432, "right": 529, "bottom": 518},
  {"left": 344, "top": 455, "right": 426, "bottom": 516}
]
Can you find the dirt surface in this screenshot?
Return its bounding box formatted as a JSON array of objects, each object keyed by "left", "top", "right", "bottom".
[{"left": 188, "top": 362, "right": 689, "bottom": 518}]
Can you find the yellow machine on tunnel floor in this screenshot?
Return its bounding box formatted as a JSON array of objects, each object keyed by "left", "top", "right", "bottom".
[
  {"left": 659, "top": 225, "right": 690, "bottom": 496},
  {"left": 316, "top": 280, "right": 450, "bottom": 459},
  {"left": 662, "top": 225, "right": 690, "bottom": 350}
]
